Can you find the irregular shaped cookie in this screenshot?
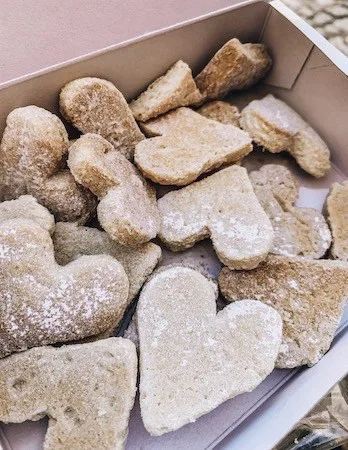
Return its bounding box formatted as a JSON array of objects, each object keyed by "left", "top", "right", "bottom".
[
  {"left": 0, "top": 195, "right": 55, "bottom": 235},
  {"left": 53, "top": 221, "right": 162, "bottom": 302},
  {"left": 0, "top": 338, "right": 137, "bottom": 450},
  {"left": 138, "top": 266, "right": 282, "bottom": 436},
  {"left": 68, "top": 133, "right": 160, "bottom": 245},
  {"left": 195, "top": 38, "right": 272, "bottom": 100},
  {"left": 326, "top": 181, "right": 348, "bottom": 261},
  {"left": 135, "top": 108, "right": 252, "bottom": 185},
  {"left": 197, "top": 100, "right": 241, "bottom": 127},
  {"left": 219, "top": 255, "right": 348, "bottom": 368},
  {"left": 240, "top": 95, "right": 331, "bottom": 177},
  {"left": 0, "top": 218, "right": 129, "bottom": 358},
  {"left": 60, "top": 77, "right": 144, "bottom": 160},
  {"left": 158, "top": 165, "right": 274, "bottom": 269},
  {"left": 130, "top": 60, "right": 202, "bottom": 122},
  {"left": 0, "top": 106, "right": 96, "bottom": 223},
  {"left": 250, "top": 164, "right": 331, "bottom": 258}
]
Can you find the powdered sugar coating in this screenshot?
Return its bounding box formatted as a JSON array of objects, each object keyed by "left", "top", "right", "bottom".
[
  {"left": 137, "top": 266, "right": 282, "bottom": 436},
  {"left": 158, "top": 165, "right": 274, "bottom": 270},
  {"left": 219, "top": 255, "right": 348, "bottom": 368},
  {"left": 0, "top": 106, "right": 96, "bottom": 223},
  {"left": 0, "top": 218, "right": 129, "bottom": 358}
]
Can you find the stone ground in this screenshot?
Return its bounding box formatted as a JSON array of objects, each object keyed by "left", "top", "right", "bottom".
[{"left": 282, "top": 0, "right": 348, "bottom": 55}]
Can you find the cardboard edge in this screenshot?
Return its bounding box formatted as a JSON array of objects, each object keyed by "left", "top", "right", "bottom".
[{"left": 270, "top": 0, "right": 348, "bottom": 76}]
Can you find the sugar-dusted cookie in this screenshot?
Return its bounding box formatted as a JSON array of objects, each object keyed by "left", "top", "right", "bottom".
[
  {"left": 250, "top": 164, "right": 331, "bottom": 258},
  {"left": 60, "top": 77, "right": 144, "bottom": 160},
  {"left": 158, "top": 165, "right": 274, "bottom": 269},
  {"left": 219, "top": 255, "right": 348, "bottom": 368},
  {"left": 197, "top": 101, "right": 241, "bottom": 127},
  {"left": 130, "top": 60, "right": 203, "bottom": 121},
  {"left": 0, "top": 338, "right": 137, "bottom": 450},
  {"left": 0, "top": 106, "right": 96, "bottom": 223},
  {"left": 68, "top": 133, "right": 160, "bottom": 245},
  {"left": 195, "top": 38, "right": 272, "bottom": 100},
  {"left": 53, "top": 221, "right": 161, "bottom": 302},
  {"left": 240, "top": 95, "right": 331, "bottom": 177},
  {"left": 326, "top": 181, "right": 348, "bottom": 261},
  {"left": 138, "top": 266, "right": 282, "bottom": 436},
  {"left": 0, "top": 195, "right": 55, "bottom": 234},
  {"left": 135, "top": 108, "right": 252, "bottom": 185},
  {"left": 0, "top": 217, "right": 129, "bottom": 358}
]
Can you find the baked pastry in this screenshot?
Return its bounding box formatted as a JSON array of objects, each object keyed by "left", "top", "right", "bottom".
[
  {"left": 219, "top": 255, "right": 348, "bottom": 368},
  {"left": 197, "top": 100, "right": 240, "bottom": 127},
  {"left": 326, "top": 181, "right": 348, "bottom": 261},
  {"left": 158, "top": 165, "right": 274, "bottom": 269},
  {"left": 138, "top": 266, "right": 282, "bottom": 435},
  {"left": 0, "top": 338, "right": 137, "bottom": 450},
  {"left": 240, "top": 95, "right": 331, "bottom": 177}
]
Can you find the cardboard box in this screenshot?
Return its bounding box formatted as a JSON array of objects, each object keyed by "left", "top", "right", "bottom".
[{"left": 0, "top": 1, "right": 347, "bottom": 449}]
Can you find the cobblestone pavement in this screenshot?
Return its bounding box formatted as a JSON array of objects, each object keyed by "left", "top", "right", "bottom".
[{"left": 282, "top": 0, "right": 348, "bottom": 55}]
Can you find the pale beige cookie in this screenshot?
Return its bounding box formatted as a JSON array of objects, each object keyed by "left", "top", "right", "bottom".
[
  {"left": 68, "top": 133, "right": 160, "bottom": 245},
  {"left": 60, "top": 77, "right": 144, "bottom": 160},
  {"left": 240, "top": 95, "right": 331, "bottom": 177},
  {"left": 138, "top": 266, "right": 282, "bottom": 436},
  {"left": 326, "top": 181, "right": 348, "bottom": 261},
  {"left": 0, "top": 338, "right": 137, "bottom": 450},
  {"left": 135, "top": 108, "right": 252, "bottom": 185},
  {"left": 158, "top": 165, "right": 274, "bottom": 270},
  {"left": 53, "top": 221, "right": 162, "bottom": 302},
  {"left": 250, "top": 164, "right": 331, "bottom": 258},
  {"left": 194, "top": 38, "right": 272, "bottom": 100},
  {"left": 0, "top": 106, "right": 96, "bottom": 223},
  {"left": 130, "top": 60, "right": 203, "bottom": 122},
  {"left": 219, "top": 255, "right": 348, "bottom": 368},
  {"left": 197, "top": 101, "right": 241, "bottom": 127},
  {"left": 0, "top": 218, "right": 129, "bottom": 358},
  {"left": 0, "top": 195, "right": 55, "bottom": 235}
]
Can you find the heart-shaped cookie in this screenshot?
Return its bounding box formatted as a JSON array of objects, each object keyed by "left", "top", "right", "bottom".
[
  {"left": 137, "top": 266, "right": 282, "bottom": 436},
  {"left": 68, "top": 133, "right": 160, "bottom": 246},
  {"left": 0, "top": 218, "right": 129, "bottom": 358}
]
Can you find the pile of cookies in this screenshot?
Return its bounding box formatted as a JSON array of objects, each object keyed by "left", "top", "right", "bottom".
[{"left": 0, "top": 38, "right": 347, "bottom": 449}]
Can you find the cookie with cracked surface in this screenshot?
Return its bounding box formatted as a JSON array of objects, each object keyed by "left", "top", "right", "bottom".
[
  {"left": 0, "top": 338, "right": 137, "bottom": 450},
  {"left": 137, "top": 266, "right": 282, "bottom": 435},
  {"left": 68, "top": 133, "right": 160, "bottom": 246},
  {"left": 219, "top": 255, "right": 348, "bottom": 368},
  {"left": 60, "top": 77, "right": 144, "bottom": 160},
  {"left": 130, "top": 60, "right": 203, "bottom": 121},
  {"left": 0, "top": 106, "right": 96, "bottom": 223},
  {"left": 194, "top": 38, "right": 272, "bottom": 100},
  {"left": 240, "top": 95, "right": 331, "bottom": 177},
  {"left": 249, "top": 164, "right": 331, "bottom": 258},
  {"left": 0, "top": 217, "right": 129, "bottom": 358},
  {"left": 158, "top": 165, "right": 274, "bottom": 270}
]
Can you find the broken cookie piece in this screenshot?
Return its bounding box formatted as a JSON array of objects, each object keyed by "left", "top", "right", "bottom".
[
  {"left": 196, "top": 100, "right": 241, "bottom": 127},
  {"left": 195, "top": 38, "right": 272, "bottom": 100},
  {"left": 158, "top": 165, "right": 274, "bottom": 270},
  {"left": 68, "top": 133, "right": 160, "bottom": 246},
  {"left": 240, "top": 95, "right": 331, "bottom": 177},
  {"left": 250, "top": 164, "right": 331, "bottom": 258},
  {"left": 0, "top": 338, "right": 137, "bottom": 450},
  {"left": 219, "top": 255, "right": 348, "bottom": 368},
  {"left": 130, "top": 60, "right": 203, "bottom": 121},
  {"left": 60, "top": 77, "right": 144, "bottom": 160}
]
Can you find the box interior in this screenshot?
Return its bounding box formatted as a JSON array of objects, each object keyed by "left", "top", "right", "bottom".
[{"left": 0, "top": 1, "right": 347, "bottom": 449}]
